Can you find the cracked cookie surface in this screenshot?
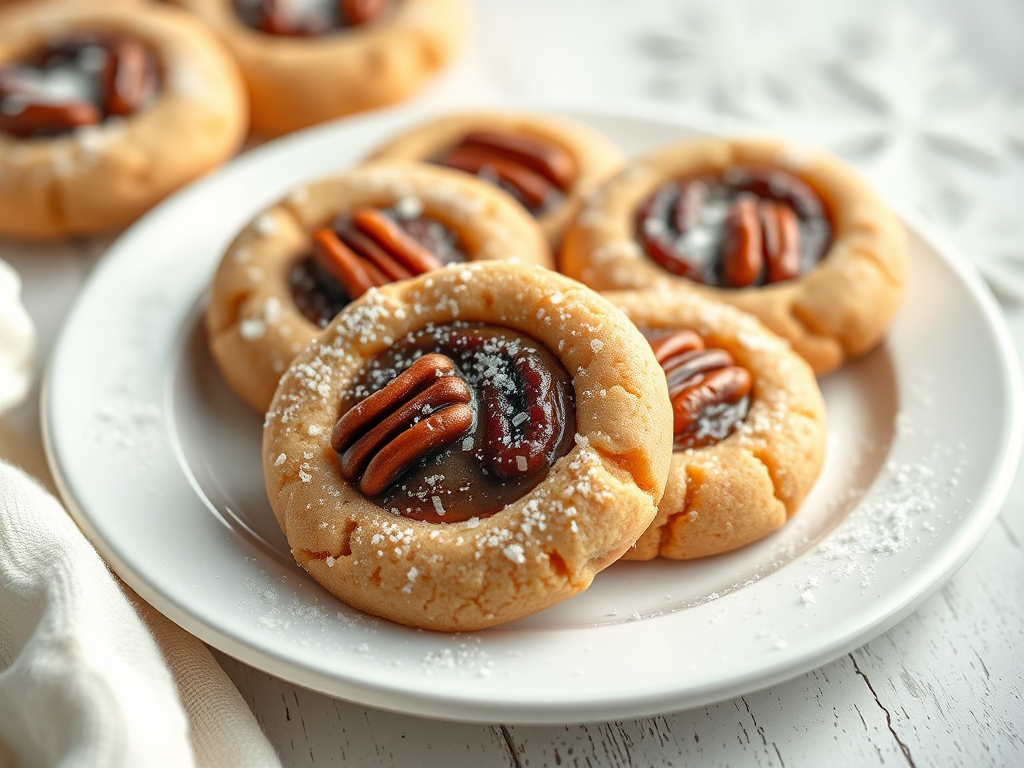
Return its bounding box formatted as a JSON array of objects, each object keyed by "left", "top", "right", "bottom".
[
  {"left": 262, "top": 262, "right": 673, "bottom": 631},
  {"left": 608, "top": 287, "right": 826, "bottom": 561}
]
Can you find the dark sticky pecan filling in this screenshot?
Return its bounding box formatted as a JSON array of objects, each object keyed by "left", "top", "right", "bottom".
[
  {"left": 645, "top": 328, "right": 751, "bottom": 451},
  {"left": 0, "top": 32, "right": 159, "bottom": 138},
  {"left": 234, "top": 0, "right": 388, "bottom": 37},
  {"left": 433, "top": 129, "right": 577, "bottom": 218},
  {"left": 332, "top": 322, "right": 577, "bottom": 522},
  {"left": 290, "top": 201, "right": 466, "bottom": 328},
  {"left": 635, "top": 166, "right": 832, "bottom": 288}
]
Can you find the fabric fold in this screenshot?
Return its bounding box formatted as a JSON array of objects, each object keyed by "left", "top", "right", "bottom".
[{"left": 0, "top": 461, "right": 281, "bottom": 768}]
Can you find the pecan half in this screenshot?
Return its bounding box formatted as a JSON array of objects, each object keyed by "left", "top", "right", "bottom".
[
  {"left": 760, "top": 199, "right": 801, "bottom": 283},
  {"left": 672, "top": 179, "right": 707, "bottom": 235},
  {"left": 671, "top": 366, "right": 751, "bottom": 441},
  {"left": 0, "top": 34, "right": 157, "bottom": 138},
  {"left": 442, "top": 146, "right": 556, "bottom": 209},
  {"left": 635, "top": 182, "right": 706, "bottom": 282},
  {"left": 720, "top": 196, "right": 765, "bottom": 288},
  {"left": 340, "top": 0, "right": 388, "bottom": 26},
  {"left": 438, "top": 129, "right": 577, "bottom": 213},
  {"left": 311, "top": 207, "right": 444, "bottom": 300},
  {"left": 312, "top": 228, "right": 384, "bottom": 300},
  {"left": 350, "top": 207, "right": 443, "bottom": 274},
  {"left": 0, "top": 101, "right": 100, "bottom": 138},
  {"left": 102, "top": 36, "right": 157, "bottom": 117},
  {"left": 480, "top": 348, "right": 568, "bottom": 480},
  {"left": 650, "top": 328, "right": 704, "bottom": 365},
  {"left": 721, "top": 196, "right": 803, "bottom": 288},
  {"left": 650, "top": 330, "right": 752, "bottom": 449},
  {"left": 459, "top": 130, "right": 576, "bottom": 190},
  {"left": 332, "top": 353, "right": 474, "bottom": 496}
]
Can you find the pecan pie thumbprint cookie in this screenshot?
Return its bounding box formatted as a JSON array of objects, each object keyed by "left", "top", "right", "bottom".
[
  {"left": 206, "top": 160, "right": 551, "bottom": 412},
  {"left": 169, "top": 0, "right": 464, "bottom": 136},
  {"left": 608, "top": 287, "right": 826, "bottom": 561},
  {"left": 262, "top": 262, "right": 674, "bottom": 631},
  {"left": 0, "top": 1, "right": 246, "bottom": 239},
  {"left": 368, "top": 111, "right": 625, "bottom": 248},
  {"left": 561, "top": 137, "right": 908, "bottom": 374}
]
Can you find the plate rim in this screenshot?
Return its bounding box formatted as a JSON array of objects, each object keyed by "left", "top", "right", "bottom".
[{"left": 41, "top": 103, "right": 1024, "bottom": 724}]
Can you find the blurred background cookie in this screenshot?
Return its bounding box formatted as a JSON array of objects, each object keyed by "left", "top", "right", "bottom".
[
  {"left": 368, "top": 111, "right": 625, "bottom": 248},
  {"left": 0, "top": 0, "right": 246, "bottom": 239},
  {"left": 169, "top": 0, "right": 464, "bottom": 137}
]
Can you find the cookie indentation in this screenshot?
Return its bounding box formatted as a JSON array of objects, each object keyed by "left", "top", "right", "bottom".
[
  {"left": 635, "top": 166, "right": 832, "bottom": 287},
  {"left": 0, "top": 33, "right": 159, "bottom": 138},
  {"left": 335, "top": 322, "right": 576, "bottom": 523}
]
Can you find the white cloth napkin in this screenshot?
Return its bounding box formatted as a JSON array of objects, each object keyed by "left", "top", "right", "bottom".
[
  {"left": 0, "top": 257, "right": 281, "bottom": 768},
  {"left": 0, "top": 461, "right": 282, "bottom": 768}
]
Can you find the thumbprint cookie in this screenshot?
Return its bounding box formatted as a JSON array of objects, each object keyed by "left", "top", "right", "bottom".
[
  {"left": 0, "top": 1, "right": 246, "bottom": 239},
  {"left": 206, "top": 160, "right": 551, "bottom": 412},
  {"left": 608, "top": 287, "right": 826, "bottom": 560},
  {"left": 169, "top": 0, "right": 464, "bottom": 137},
  {"left": 262, "top": 262, "right": 674, "bottom": 631},
  {"left": 561, "top": 137, "right": 908, "bottom": 374},
  {"left": 368, "top": 111, "right": 625, "bottom": 248}
]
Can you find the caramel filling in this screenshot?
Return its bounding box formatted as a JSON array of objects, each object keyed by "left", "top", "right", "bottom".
[
  {"left": 434, "top": 129, "right": 577, "bottom": 217},
  {"left": 0, "top": 32, "right": 159, "bottom": 138},
  {"left": 290, "top": 201, "right": 466, "bottom": 328},
  {"left": 635, "top": 166, "right": 832, "bottom": 288},
  {"left": 333, "top": 323, "right": 577, "bottom": 522},
  {"left": 234, "top": 0, "right": 388, "bottom": 37},
  {"left": 646, "top": 329, "right": 751, "bottom": 450}
]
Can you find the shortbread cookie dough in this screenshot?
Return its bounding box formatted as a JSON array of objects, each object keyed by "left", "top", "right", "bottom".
[
  {"left": 263, "top": 262, "right": 673, "bottom": 631},
  {"left": 0, "top": 1, "right": 246, "bottom": 239},
  {"left": 170, "top": 0, "right": 463, "bottom": 137},
  {"left": 609, "top": 287, "right": 826, "bottom": 561},
  {"left": 368, "top": 111, "right": 625, "bottom": 248},
  {"left": 207, "top": 160, "right": 552, "bottom": 412},
  {"left": 561, "top": 137, "right": 908, "bottom": 374}
]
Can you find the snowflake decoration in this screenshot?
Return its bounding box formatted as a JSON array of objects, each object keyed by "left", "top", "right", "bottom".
[
  {"left": 825, "top": 15, "right": 1024, "bottom": 195},
  {"left": 648, "top": 9, "right": 1024, "bottom": 204},
  {"left": 943, "top": 207, "right": 1024, "bottom": 304},
  {"left": 645, "top": 4, "right": 826, "bottom": 116}
]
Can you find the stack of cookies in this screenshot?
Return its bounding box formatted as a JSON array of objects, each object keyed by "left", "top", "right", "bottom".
[{"left": 205, "top": 110, "right": 908, "bottom": 631}]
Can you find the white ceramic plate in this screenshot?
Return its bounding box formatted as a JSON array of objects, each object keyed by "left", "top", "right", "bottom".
[{"left": 43, "top": 106, "right": 1022, "bottom": 724}]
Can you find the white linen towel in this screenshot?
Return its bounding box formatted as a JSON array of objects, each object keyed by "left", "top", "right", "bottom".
[
  {"left": 0, "top": 460, "right": 282, "bottom": 768},
  {"left": 0, "top": 257, "right": 281, "bottom": 767}
]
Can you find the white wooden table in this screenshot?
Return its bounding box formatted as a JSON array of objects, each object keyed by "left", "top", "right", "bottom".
[{"left": 3, "top": 1, "right": 1023, "bottom": 764}]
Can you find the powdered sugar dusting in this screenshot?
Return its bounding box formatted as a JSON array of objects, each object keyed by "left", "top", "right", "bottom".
[{"left": 421, "top": 637, "right": 494, "bottom": 677}]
